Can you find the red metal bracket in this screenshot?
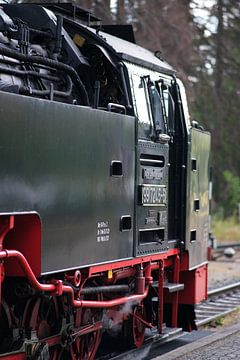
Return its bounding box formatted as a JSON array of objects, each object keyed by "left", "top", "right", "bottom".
[
  {"left": 0, "top": 216, "right": 14, "bottom": 307},
  {"left": 171, "top": 254, "right": 180, "bottom": 327},
  {"left": 158, "top": 260, "right": 164, "bottom": 334},
  {"left": 0, "top": 216, "right": 14, "bottom": 250}
]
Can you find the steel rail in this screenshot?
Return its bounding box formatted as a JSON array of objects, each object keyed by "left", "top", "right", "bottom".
[
  {"left": 208, "top": 281, "right": 240, "bottom": 298},
  {"left": 196, "top": 281, "right": 240, "bottom": 327},
  {"left": 215, "top": 242, "right": 240, "bottom": 249}
]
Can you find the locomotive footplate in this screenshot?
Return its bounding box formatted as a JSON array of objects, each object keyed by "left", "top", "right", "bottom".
[{"left": 136, "top": 141, "right": 169, "bottom": 256}]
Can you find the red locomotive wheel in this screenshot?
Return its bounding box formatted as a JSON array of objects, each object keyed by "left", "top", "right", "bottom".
[
  {"left": 123, "top": 303, "right": 147, "bottom": 348},
  {"left": 22, "top": 295, "right": 61, "bottom": 357},
  {"left": 68, "top": 307, "right": 102, "bottom": 360},
  {"left": 0, "top": 299, "right": 14, "bottom": 353},
  {"left": 132, "top": 304, "right": 147, "bottom": 347}
]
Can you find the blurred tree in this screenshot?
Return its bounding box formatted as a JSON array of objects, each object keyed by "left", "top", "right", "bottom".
[
  {"left": 222, "top": 171, "right": 240, "bottom": 217},
  {"left": 7, "top": 0, "right": 240, "bottom": 216},
  {"left": 193, "top": 0, "right": 240, "bottom": 212}
]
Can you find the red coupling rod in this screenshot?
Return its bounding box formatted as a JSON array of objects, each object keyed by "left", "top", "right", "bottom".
[{"left": 0, "top": 250, "right": 149, "bottom": 308}]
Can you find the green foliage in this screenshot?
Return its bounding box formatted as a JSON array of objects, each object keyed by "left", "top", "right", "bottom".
[
  {"left": 192, "top": 1, "right": 240, "bottom": 216},
  {"left": 212, "top": 217, "right": 240, "bottom": 242},
  {"left": 222, "top": 171, "right": 240, "bottom": 217},
  {"left": 214, "top": 316, "right": 224, "bottom": 326},
  {"left": 8, "top": 0, "right": 240, "bottom": 220}
]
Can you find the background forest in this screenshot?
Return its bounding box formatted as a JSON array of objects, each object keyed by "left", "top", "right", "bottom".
[{"left": 9, "top": 1, "right": 240, "bottom": 229}]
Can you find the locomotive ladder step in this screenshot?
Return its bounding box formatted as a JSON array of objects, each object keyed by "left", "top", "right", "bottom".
[
  {"left": 151, "top": 281, "right": 184, "bottom": 292},
  {"left": 165, "top": 283, "right": 184, "bottom": 292}
]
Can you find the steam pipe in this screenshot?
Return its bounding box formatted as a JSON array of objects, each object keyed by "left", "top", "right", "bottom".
[
  {"left": 19, "top": 75, "right": 72, "bottom": 98},
  {"left": 64, "top": 286, "right": 149, "bottom": 308},
  {"left": 0, "top": 250, "right": 149, "bottom": 308},
  {"left": 0, "top": 44, "right": 89, "bottom": 105},
  {"left": 0, "top": 65, "right": 61, "bottom": 82},
  {"left": 80, "top": 284, "right": 129, "bottom": 295}
]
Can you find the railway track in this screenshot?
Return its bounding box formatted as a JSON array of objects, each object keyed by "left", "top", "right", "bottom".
[
  {"left": 97, "top": 281, "right": 240, "bottom": 360},
  {"left": 196, "top": 281, "right": 240, "bottom": 326}
]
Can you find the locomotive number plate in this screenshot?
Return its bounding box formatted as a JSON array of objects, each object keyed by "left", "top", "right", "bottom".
[{"left": 140, "top": 185, "right": 167, "bottom": 206}]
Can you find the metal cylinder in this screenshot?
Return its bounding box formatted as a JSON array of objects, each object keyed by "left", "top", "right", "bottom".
[
  {"left": 135, "top": 269, "right": 145, "bottom": 295},
  {"left": 81, "top": 284, "right": 129, "bottom": 296}
]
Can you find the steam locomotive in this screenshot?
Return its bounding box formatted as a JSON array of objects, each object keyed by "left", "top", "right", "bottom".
[{"left": 0, "top": 3, "right": 211, "bottom": 359}]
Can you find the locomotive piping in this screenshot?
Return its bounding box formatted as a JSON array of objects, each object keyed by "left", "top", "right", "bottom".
[
  {"left": 0, "top": 44, "right": 89, "bottom": 105},
  {"left": 80, "top": 284, "right": 129, "bottom": 295},
  {"left": 19, "top": 74, "right": 72, "bottom": 98},
  {"left": 0, "top": 64, "right": 73, "bottom": 98},
  {"left": 0, "top": 249, "right": 149, "bottom": 308},
  {"left": 0, "top": 65, "right": 62, "bottom": 83}
]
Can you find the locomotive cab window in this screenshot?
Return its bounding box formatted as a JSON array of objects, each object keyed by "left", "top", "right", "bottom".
[
  {"left": 147, "top": 79, "right": 166, "bottom": 135},
  {"left": 130, "top": 73, "right": 153, "bottom": 139},
  {"left": 126, "top": 63, "right": 175, "bottom": 140}
]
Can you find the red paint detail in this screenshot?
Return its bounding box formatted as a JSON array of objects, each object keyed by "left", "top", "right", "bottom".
[
  {"left": 131, "top": 310, "right": 153, "bottom": 329},
  {"left": 4, "top": 214, "right": 41, "bottom": 277},
  {"left": 144, "top": 263, "right": 153, "bottom": 285},
  {"left": 158, "top": 260, "right": 164, "bottom": 333},
  {"left": 164, "top": 257, "right": 174, "bottom": 268},
  {"left": 88, "top": 249, "right": 179, "bottom": 275},
  {"left": 65, "top": 286, "right": 149, "bottom": 308},
  {"left": 105, "top": 267, "right": 136, "bottom": 284},
  {"left": 51, "top": 279, "right": 63, "bottom": 296},
  {"left": 180, "top": 251, "right": 189, "bottom": 271},
  {"left": 69, "top": 321, "right": 102, "bottom": 338},
  {"left": 131, "top": 304, "right": 147, "bottom": 347},
  {"left": 0, "top": 354, "right": 25, "bottom": 359},
  {"left": 65, "top": 270, "right": 81, "bottom": 287},
  {"left": 0, "top": 250, "right": 55, "bottom": 292},
  {"left": 149, "top": 255, "right": 175, "bottom": 272},
  {"left": 171, "top": 254, "right": 180, "bottom": 327},
  {"left": 179, "top": 264, "right": 208, "bottom": 304},
  {"left": 0, "top": 250, "right": 149, "bottom": 308},
  {"left": 135, "top": 268, "right": 145, "bottom": 294},
  {"left": 207, "top": 246, "right": 213, "bottom": 261},
  {"left": 0, "top": 216, "right": 14, "bottom": 250}
]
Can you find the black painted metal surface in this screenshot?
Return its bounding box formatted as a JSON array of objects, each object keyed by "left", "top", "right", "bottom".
[
  {"left": 185, "top": 128, "right": 211, "bottom": 269},
  {"left": 0, "top": 91, "right": 135, "bottom": 274},
  {"left": 136, "top": 141, "right": 169, "bottom": 256}
]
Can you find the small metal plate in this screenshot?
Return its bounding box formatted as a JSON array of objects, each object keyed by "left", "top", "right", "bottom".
[{"left": 139, "top": 185, "right": 167, "bottom": 206}]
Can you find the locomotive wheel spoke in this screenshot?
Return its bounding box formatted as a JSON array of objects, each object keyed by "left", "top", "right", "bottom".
[
  {"left": 69, "top": 294, "right": 103, "bottom": 360},
  {"left": 0, "top": 299, "right": 14, "bottom": 352},
  {"left": 22, "top": 295, "right": 61, "bottom": 358},
  {"left": 79, "top": 327, "right": 101, "bottom": 360},
  {"left": 132, "top": 305, "right": 146, "bottom": 347},
  {"left": 122, "top": 302, "right": 147, "bottom": 348}
]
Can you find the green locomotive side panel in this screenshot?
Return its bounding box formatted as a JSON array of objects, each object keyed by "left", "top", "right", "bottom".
[
  {"left": 0, "top": 91, "right": 136, "bottom": 274},
  {"left": 185, "top": 128, "right": 211, "bottom": 269}
]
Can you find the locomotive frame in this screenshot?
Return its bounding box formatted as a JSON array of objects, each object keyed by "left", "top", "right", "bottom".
[{"left": 0, "top": 3, "right": 210, "bottom": 359}]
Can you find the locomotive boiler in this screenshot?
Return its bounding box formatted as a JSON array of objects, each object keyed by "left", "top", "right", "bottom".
[{"left": 0, "top": 3, "right": 211, "bottom": 359}]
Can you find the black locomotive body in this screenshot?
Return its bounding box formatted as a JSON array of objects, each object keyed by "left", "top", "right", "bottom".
[{"left": 0, "top": 4, "right": 211, "bottom": 359}]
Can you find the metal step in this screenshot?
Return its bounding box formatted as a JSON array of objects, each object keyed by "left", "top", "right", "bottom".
[
  {"left": 165, "top": 283, "right": 184, "bottom": 292},
  {"left": 151, "top": 281, "right": 184, "bottom": 292}
]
